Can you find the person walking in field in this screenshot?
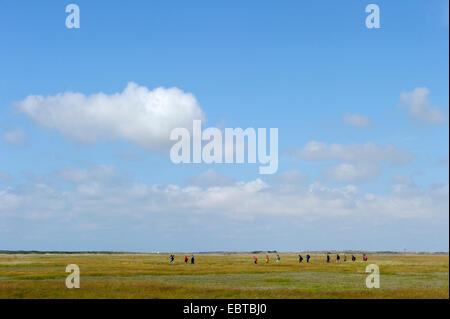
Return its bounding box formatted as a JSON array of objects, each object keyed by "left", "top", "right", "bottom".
[
  {"left": 336, "top": 254, "right": 340, "bottom": 262},
  {"left": 352, "top": 255, "right": 356, "bottom": 262},
  {"left": 306, "top": 254, "right": 311, "bottom": 263},
  {"left": 191, "top": 255, "right": 195, "bottom": 264},
  {"left": 254, "top": 256, "right": 258, "bottom": 264},
  {"left": 265, "top": 255, "right": 269, "bottom": 263},
  {"left": 276, "top": 254, "right": 280, "bottom": 263},
  {"left": 298, "top": 254, "right": 303, "bottom": 263},
  {"left": 326, "top": 253, "right": 330, "bottom": 263},
  {"left": 184, "top": 256, "right": 188, "bottom": 264},
  {"left": 363, "top": 254, "right": 368, "bottom": 262},
  {"left": 169, "top": 254, "right": 174, "bottom": 264}
]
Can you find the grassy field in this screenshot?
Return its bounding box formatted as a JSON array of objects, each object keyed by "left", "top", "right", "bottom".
[{"left": 0, "top": 253, "right": 448, "bottom": 299}]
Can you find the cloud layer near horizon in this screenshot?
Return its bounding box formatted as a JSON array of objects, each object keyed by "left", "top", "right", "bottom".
[{"left": 1, "top": 167, "right": 447, "bottom": 224}]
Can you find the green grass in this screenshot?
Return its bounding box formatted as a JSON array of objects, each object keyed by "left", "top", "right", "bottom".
[{"left": 0, "top": 253, "right": 448, "bottom": 298}]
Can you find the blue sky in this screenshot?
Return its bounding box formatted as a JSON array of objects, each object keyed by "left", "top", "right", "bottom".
[{"left": 0, "top": 0, "right": 448, "bottom": 252}]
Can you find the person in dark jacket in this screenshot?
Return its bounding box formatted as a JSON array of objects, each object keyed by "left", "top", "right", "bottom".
[
  {"left": 306, "top": 254, "right": 311, "bottom": 263},
  {"left": 191, "top": 255, "right": 195, "bottom": 264},
  {"left": 326, "top": 254, "right": 330, "bottom": 263},
  {"left": 298, "top": 255, "right": 303, "bottom": 263}
]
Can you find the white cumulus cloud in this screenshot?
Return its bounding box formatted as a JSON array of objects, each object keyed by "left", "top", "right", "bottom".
[{"left": 15, "top": 82, "right": 205, "bottom": 150}]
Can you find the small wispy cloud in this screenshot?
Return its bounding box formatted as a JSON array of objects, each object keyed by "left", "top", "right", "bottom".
[
  {"left": 290, "top": 141, "right": 414, "bottom": 183},
  {"left": 185, "top": 169, "right": 236, "bottom": 187},
  {"left": 399, "top": 87, "right": 447, "bottom": 124},
  {"left": 0, "top": 171, "right": 14, "bottom": 183},
  {"left": 342, "top": 113, "right": 371, "bottom": 127},
  {"left": 3, "top": 128, "right": 27, "bottom": 146},
  {"left": 436, "top": 156, "right": 449, "bottom": 167}
]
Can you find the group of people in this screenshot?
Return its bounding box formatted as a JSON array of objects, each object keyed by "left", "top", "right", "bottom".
[
  {"left": 254, "top": 253, "right": 368, "bottom": 264},
  {"left": 297, "top": 254, "right": 311, "bottom": 263},
  {"left": 169, "top": 253, "right": 369, "bottom": 265},
  {"left": 326, "top": 253, "right": 367, "bottom": 263},
  {"left": 169, "top": 254, "right": 195, "bottom": 264}
]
